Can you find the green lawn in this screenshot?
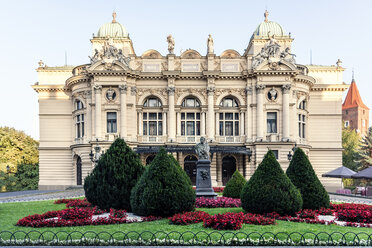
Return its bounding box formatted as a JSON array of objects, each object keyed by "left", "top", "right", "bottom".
[{"left": 0, "top": 199, "right": 371, "bottom": 245}]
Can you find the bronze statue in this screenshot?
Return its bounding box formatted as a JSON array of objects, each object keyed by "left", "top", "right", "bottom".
[{"left": 195, "top": 137, "right": 210, "bottom": 160}]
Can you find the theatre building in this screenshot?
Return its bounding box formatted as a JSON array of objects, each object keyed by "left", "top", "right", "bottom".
[{"left": 33, "top": 11, "right": 348, "bottom": 190}]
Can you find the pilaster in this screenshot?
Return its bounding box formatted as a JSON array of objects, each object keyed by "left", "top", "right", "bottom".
[
  {"left": 256, "top": 84, "right": 266, "bottom": 141},
  {"left": 94, "top": 85, "right": 102, "bottom": 140},
  {"left": 282, "top": 84, "right": 291, "bottom": 141},
  {"left": 119, "top": 84, "right": 128, "bottom": 139}
]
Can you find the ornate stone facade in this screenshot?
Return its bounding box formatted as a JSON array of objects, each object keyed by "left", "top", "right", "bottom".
[{"left": 33, "top": 11, "right": 348, "bottom": 191}]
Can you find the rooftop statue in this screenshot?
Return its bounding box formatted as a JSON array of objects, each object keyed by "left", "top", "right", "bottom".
[
  {"left": 207, "top": 34, "right": 214, "bottom": 54},
  {"left": 167, "top": 35, "right": 175, "bottom": 54},
  {"left": 195, "top": 137, "right": 210, "bottom": 160},
  {"left": 88, "top": 37, "right": 130, "bottom": 67}
]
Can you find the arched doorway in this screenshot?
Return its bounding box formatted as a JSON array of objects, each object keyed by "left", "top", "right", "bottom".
[
  {"left": 76, "top": 156, "right": 82, "bottom": 185},
  {"left": 222, "top": 155, "right": 236, "bottom": 186},
  {"left": 146, "top": 154, "right": 156, "bottom": 165},
  {"left": 184, "top": 155, "right": 198, "bottom": 185}
]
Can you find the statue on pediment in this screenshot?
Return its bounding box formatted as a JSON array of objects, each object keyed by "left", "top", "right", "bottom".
[
  {"left": 167, "top": 35, "right": 175, "bottom": 54},
  {"left": 195, "top": 137, "right": 210, "bottom": 160},
  {"left": 266, "top": 35, "right": 280, "bottom": 57},
  {"left": 280, "top": 47, "right": 296, "bottom": 64},
  {"left": 207, "top": 34, "right": 214, "bottom": 54},
  {"left": 89, "top": 49, "right": 100, "bottom": 64}
]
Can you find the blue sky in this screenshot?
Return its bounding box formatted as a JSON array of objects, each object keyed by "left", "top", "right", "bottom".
[{"left": 0, "top": 0, "right": 371, "bottom": 139}]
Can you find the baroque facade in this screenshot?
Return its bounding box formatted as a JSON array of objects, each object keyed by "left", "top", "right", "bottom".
[{"left": 33, "top": 11, "right": 348, "bottom": 190}]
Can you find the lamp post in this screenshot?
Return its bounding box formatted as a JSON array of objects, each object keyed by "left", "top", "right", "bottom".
[
  {"left": 287, "top": 143, "right": 297, "bottom": 161},
  {"left": 89, "top": 139, "right": 102, "bottom": 165}
]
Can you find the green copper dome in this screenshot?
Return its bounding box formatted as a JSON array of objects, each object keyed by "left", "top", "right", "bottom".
[
  {"left": 251, "top": 11, "right": 285, "bottom": 38},
  {"left": 96, "top": 12, "right": 128, "bottom": 38}
]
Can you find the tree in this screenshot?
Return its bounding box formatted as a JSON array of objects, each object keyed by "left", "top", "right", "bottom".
[
  {"left": 0, "top": 127, "right": 39, "bottom": 172},
  {"left": 286, "top": 148, "right": 329, "bottom": 210},
  {"left": 9, "top": 163, "right": 39, "bottom": 191},
  {"left": 222, "top": 170, "right": 246, "bottom": 199},
  {"left": 241, "top": 150, "right": 302, "bottom": 216},
  {"left": 357, "top": 127, "right": 372, "bottom": 170},
  {"left": 130, "top": 147, "right": 195, "bottom": 217},
  {"left": 84, "top": 138, "right": 144, "bottom": 210},
  {"left": 342, "top": 126, "right": 361, "bottom": 171}
]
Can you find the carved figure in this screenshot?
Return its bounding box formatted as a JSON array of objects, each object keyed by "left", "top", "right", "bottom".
[
  {"left": 106, "top": 88, "right": 116, "bottom": 101},
  {"left": 200, "top": 169, "right": 209, "bottom": 180},
  {"left": 252, "top": 48, "right": 268, "bottom": 69},
  {"left": 207, "top": 34, "right": 214, "bottom": 54},
  {"left": 195, "top": 137, "right": 210, "bottom": 160},
  {"left": 266, "top": 35, "right": 280, "bottom": 57},
  {"left": 167, "top": 35, "right": 175, "bottom": 54},
  {"left": 269, "top": 87, "right": 278, "bottom": 101},
  {"left": 117, "top": 49, "right": 130, "bottom": 67},
  {"left": 280, "top": 47, "right": 296, "bottom": 64},
  {"left": 89, "top": 49, "right": 100, "bottom": 64}
]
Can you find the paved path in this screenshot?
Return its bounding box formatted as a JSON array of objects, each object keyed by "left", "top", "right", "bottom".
[
  {"left": 0, "top": 188, "right": 84, "bottom": 203},
  {"left": 1, "top": 189, "right": 372, "bottom": 204}
]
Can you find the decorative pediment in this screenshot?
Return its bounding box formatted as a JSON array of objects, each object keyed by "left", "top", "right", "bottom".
[
  {"left": 181, "top": 49, "right": 202, "bottom": 59},
  {"left": 252, "top": 35, "right": 296, "bottom": 70},
  {"left": 88, "top": 38, "right": 130, "bottom": 69},
  {"left": 220, "top": 49, "right": 241, "bottom": 59},
  {"left": 142, "top": 49, "right": 163, "bottom": 59},
  {"left": 88, "top": 60, "right": 129, "bottom": 71},
  {"left": 255, "top": 59, "right": 298, "bottom": 71}
]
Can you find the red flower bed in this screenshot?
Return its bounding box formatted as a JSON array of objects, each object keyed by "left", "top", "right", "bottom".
[
  {"left": 243, "top": 213, "right": 276, "bottom": 225},
  {"left": 169, "top": 211, "right": 210, "bottom": 225},
  {"left": 141, "top": 216, "right": 163, "bottom": 222},
  {"left": 195, "top": 197, "right": 241, "bottom": 208},
  {"left": 66, "top": 199, "right": 92, "bottom": 208},
  {"left": 203, "top": 212, "right": 244, "bottom": 230},
  {"left": 59, "top": 207, "right": 94, "bottom": 220}
]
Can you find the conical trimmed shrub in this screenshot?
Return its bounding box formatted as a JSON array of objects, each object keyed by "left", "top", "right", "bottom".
[
  {"left": 286, "top": 148, "right": 330, "bottom": 210},
  {"left": 84, "top": 138, "right": 144, "bottom": 211},
  {"left": 223, "top": 170, "right": 246, "bottom": 198},
  {"left": 130, "top": 147, "right": 195, "bottom": 217},
  {"left": 241, "top": 150, "right": 302, "bottom": 215}
]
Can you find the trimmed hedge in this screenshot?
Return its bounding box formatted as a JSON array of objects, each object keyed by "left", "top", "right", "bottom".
[
  {"left": 241, "top": 150, "right": 302, "bottom": 216},
  {"left": 84, "top": 138, "right": 144, "bottom": 211},
  {"left": 286, "top": 148, "right": 330, "bottom": 210},
  {"left": 223, "top": 170, "right": 246, "bottom": 198},
  {"left": 130, "top": 147, "right": 195, "bottom": 217}
]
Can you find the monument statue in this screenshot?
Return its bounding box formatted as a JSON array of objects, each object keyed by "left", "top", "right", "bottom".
[
  {"left": 167, "top": 35, "right": 175, "bottom": 54},
  {"left": 207, "top": 34, "right": 214, "bottom": 54},
  {"left": 195, "top": 137, "right": 217, "bottom": 198},
  {"left": 195, "top": 137, "right": 210, "bottom": 160}
]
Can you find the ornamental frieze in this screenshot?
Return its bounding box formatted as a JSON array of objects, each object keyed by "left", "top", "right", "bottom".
[
  {"left": 175, "top": 88, "right": 207, "bottom": 104},
  {"left": 214, "top": 88, "right": 246, "bottom": 103},
  {"left": 136, "top": 88, "right": 168, "bottom": 103}
]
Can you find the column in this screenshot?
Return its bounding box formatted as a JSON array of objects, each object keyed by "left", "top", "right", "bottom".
[
  {"left": 207, "top": 86, "right": 215, "bottom": 141},
  {"left": 84, "top": 90, "right": 92, "bottom": 141},
  {"left": 201, "top": 111, "right": 206, "bottom": 136},
  {"left": 245, "top": 86, "right": 252, "bottom": 142},
  {"left": 256, "top": 84, "right": 265, "bottom": 141},
  {"left": 167, "top": 86, "right": 176, "bottom": 141},
  {"left": 216, "top": 152, "right": 222, "bottom": 186},
  {"left": 176, "top": 112, "right": 181, "bottom": 136},
  {"left": 94, "top": 85, "right": 102, "bottom": 140},
  {"left": 138, "top": 111, "right": 143, "bottom": 136},
  {"left": 240, "top": 112, "right": 244, "bottom": 137},
  {"left": 163, "top": 112, "right": 167, "bottom": 138},
  {"left": 282, "top": 84, "right": 291, "bottom": 141},
  {"left": 119, "top": 84, "right": 128, "bottom": 139},
  {"left": 215, "top": 112, "right": 219, "bottom": 136}
]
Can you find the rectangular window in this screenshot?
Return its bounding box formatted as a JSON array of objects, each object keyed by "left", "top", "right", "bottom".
[
  {"left": 267, "top": 112, "right": 277, "bottom": 133},
  {"left": 225, "top": 121, "right": 233, "bottom": 136},
  {"left": 158, "top": 121, "right": 163, "bottom": 136},
  {"left": 181, "top": 121, "right": 185, "bottom": 135},
  {"left": 298, "top": 114, "right": 306, "bottom": 138},
  {"left": 149, "top": 113, "right": 157, "bottom": 120},
  {"left": 345, "top": 121, "right": 349, "bottom": 127},
  {"left": 143, "top": 122, "right": 147, "bottom": 135},
  {"left": 181, "top": 113, "right": 185, "bottom": 120},
  {"left": 235, "top": 122, "right": 239, "bottom": 136},
  {"left": 76, "top": 114, "right": 84, "bottom": 138},
  {"left": 196, "top": 121, "right": 200, "bottom": 135},
  {"left": 187, "top": 121, "right": 195, "bottom": 135},
  {"left": 107, "top": 112, "right": 117, "bottom": 133},
  {"left": 272, "top": 150, "right": 279, "bottom": 159},
  {"left": 149, "top": 121, "right": 157, "bottom": 136},
  {"left": 219, "top": 121, "right": 224, "bottom": 136},
  {"left": 143, "top": 112, "right": 147, "bottom": 120}
]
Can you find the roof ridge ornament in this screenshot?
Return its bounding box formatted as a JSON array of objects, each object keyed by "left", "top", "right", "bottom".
[
  {"left": 112, "top": 10, "right": 117, "bottom": 23},
  {"left": 264, "top": 10, "right": 269, "bottom": 23}
]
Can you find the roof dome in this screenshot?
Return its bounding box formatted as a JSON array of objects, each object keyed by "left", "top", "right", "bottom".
[
  {"left": 251, "top": 11, "right": 285, "bottom": 38},
  {"left": 97, "top": 11, "right": 128, "bottom": 38}
]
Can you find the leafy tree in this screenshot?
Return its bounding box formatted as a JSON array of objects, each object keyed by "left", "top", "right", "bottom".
[
  {"left": 131, "top": 147, "right": 195, "bottom": 217},
  {"left": 223, "top": 170, "right": 246, "bottom": 198},
  {"left": 0, "top": 127, "right": 39, "bottom": 172},
  {"left": 286, "top": 148, "right": 329, "bottom": 210},
  {"left": 241, "top": 150, "right": 302, "bottom": 216},
  {"left": 342, "top": 126, "right": 361, "bottom": 171},
  {"left": 84, "top": 138, "right": 144, "bottom": 210},
  {"left": 0, "top": 171, "right": 16, "bottom": 191},
  {"left": 357, "top": 127, "right": 372, "bottom": 170},
  {"left": 9, "top": 163, "right": 39, "bottom": 191}
]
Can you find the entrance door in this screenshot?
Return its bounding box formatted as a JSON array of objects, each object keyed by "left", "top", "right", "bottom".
[
  {"left": 184, "top": 155, "right": 197, "bottom": 185},
  {"left": 146, "top": 154, "right": 156, "bottom": 165},
  {"left": 222, "top": 156, "right": 236, "bottom": 186},
  {"left": 76, "top": 156, "right": 82, "bottom": 185}
]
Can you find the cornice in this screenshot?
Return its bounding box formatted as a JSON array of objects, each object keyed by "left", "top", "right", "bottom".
[
  {"left": 32, "top": 85, "right": 65, "bottom": 93},
  {"left": 65, "top": 75, "right": 90, "bottom": 89},
  {"left": 311, "top": 84, "right": 349, "bottom": 92}
]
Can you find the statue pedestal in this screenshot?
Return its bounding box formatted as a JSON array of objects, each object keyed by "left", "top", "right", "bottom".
[{"left": 196, "top": 159, "right": 217, "bottom": 198}]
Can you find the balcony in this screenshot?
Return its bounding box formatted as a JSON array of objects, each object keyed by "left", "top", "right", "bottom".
[
  {"left": 138, "top": 136, "right": 166, "bottom": 143},
  {"left": 217, "top": 136, "right": 245, "bottom": 143}
]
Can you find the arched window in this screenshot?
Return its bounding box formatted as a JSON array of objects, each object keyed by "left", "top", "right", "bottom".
[
  {"left": 181, "top": 97, "right": 201, "bottom": 136},
  {"left": 298, "top": 100, "right": 306, "bottom": 140},
  {"left": 75, "top": 100, "right": 84, "bottom": 138},
  {"left": 219, "top": 97, "right": 239, "bottom": 137},
  {"left": 144, "top": 97, "right": 162, "bottom": 107},
  {"left": 143, "top": 97, "right": 163, "bottom": 136}
]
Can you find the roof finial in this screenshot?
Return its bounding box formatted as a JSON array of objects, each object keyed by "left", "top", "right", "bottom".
[
  {"left": 112, "top": 10, "right": 117, "bottom": 23},
  {"left": 264, "top": 10, "right": 269, "bottom": 22},
  {"left": 352, "top": 67, "right": 355, "bottom": 81}
]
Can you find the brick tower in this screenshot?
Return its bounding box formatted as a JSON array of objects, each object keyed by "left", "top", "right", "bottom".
[{"left": 342, "top": 78, "right": 369, "bottom": 136}]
